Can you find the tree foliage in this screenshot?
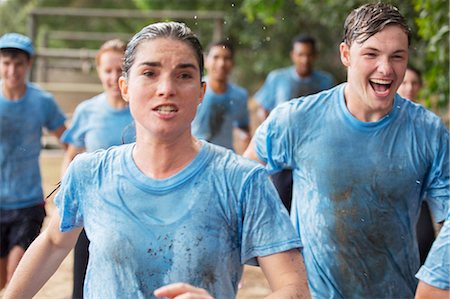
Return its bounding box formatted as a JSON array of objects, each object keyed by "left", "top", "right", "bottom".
[{"left": 412, "top": 0, "right": 449, "bottom": 118}]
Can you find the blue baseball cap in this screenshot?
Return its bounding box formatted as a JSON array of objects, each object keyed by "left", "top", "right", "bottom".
[{"left": 0, "top": 33, "right": 34, "bottom": 56}]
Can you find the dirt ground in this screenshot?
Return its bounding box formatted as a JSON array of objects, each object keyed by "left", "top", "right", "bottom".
[{"left": 0, "top": 151, "right": 271, "bottom": 298}]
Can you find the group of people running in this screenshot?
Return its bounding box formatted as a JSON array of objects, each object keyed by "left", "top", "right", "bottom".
[{"left": 0, "top": 2, "right": 448, "bottom": 299}]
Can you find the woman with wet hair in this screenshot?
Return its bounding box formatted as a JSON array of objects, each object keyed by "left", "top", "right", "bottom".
[{"left": 4, "top": 22, "right": 309, "bottom": 299}]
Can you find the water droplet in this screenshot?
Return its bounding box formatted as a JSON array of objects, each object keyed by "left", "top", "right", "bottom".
[
  {"left": 223, "top": 20, "right": 227, "bottom": 25},
  {"left": 360, "top": 218, "right": 365, "bottom": 222},
  {"left": 262, "top": 26, "right": 266, "bottom": 30},
  {"left": 397, "top": 105, "right": 400, "bottom": 109},
  {"left": 416, "top": 180, "right": 421, "bottom": 184},
  {"left": 265, "top": 36, "right": 271, "bottom": 41},
  {"left": 282, "top": 17, "right": 285, "bottom": 21},
  {"left": 363, "top": 272, "right": 368, "bottom": 277},
  {"left": 231, "top": 3, "right": 235, "bottom": 7},
  {"left": 193, "top": 15, "right": 198, "bottom": 19}
]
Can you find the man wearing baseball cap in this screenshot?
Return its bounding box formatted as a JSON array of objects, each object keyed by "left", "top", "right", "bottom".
[{"left": 0, "top": 32, "right": 66, "bottom": 290}]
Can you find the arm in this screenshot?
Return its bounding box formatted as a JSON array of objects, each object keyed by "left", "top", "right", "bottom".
[
  {"left": 233, "top": 127, "right": 251, "bottom": 155},
  {"left": 154, "top": 283, "right": 213, "bottom": 299},
  {"left": 61, "top": 144, "right": 86, "bottom": 176},
  {"left": 256, "top": 104, "right": 270, "bottom": 124},
  {"left": 415, "top": 281, "right": 450, "bottom": 299},
  {"left": 258, "top": 249, "right": 310, "bottom": 299},
  {"left": 3, "top": 212, "right": 82, "bottom": 299},
  {"left": 51, "top": 124, "right": 68, "bottom": 150},
  {"left": 243, "top": 138, "right": 265, "bottom": 165}
]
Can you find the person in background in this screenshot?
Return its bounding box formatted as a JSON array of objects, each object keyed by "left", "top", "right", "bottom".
[
  {"left": 245, "top": 3, "right": 449, "bottom": 298},
  {"left": 60, "top": 39, "right": 134, "bottom": 299},
  {"left": 398, "top": 65, "right": 422, "bottom": 102},
  {"left": 191, "top": 40, "right": 250, "bottom": 153},
  {"left": 415, "top": 211, "right": 450, "bottom": 299},
  {"left": 4, "top": 22, "right": 310, "bottom": 299},
  {"left": 254, "top": 34, "right": 335, "bottom": 212},
  {"left": 398, "top": 65, "right": 436, "bottom": 265},
  {"left": 0, "top": 33, "right": 66, "bottom": 290}
]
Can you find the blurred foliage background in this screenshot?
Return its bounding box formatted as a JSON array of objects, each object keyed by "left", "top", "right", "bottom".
[{"left": 0, "top": 0, "right": 448, "bottom": 120}]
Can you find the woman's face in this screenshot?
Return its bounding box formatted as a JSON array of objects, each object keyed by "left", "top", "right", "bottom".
[
  {"left": 119, "top": 38, "right": 205, "bottom": 141},
  {"left": 97, "top": 50, "right": 123, "bottom": 100},
  {"left": 397, "top": 69, "right": 422, "bottom": 102}
]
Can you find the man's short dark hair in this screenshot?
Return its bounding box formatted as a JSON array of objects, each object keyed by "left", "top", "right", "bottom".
[
  {"left": 207, "top": 40, "right": 235, "bottom": 58},
  {"left": 343, "top": 3, "right": 411, "bottom": 47},
  {"left": 291, "top": 34, "right": 316, "bottom": 53},
  {"left": 0, "top": 48, "right": 31, "bottom": 60}
]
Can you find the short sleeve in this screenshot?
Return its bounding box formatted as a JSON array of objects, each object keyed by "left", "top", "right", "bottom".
[
  {"left": 424, "top": 124, "right": 449, "bottom": 223},
  {"left": 43, "top": 95, "right": 66, "bottom": 131},
  {"left": 233, "top": 89, "right": 249, "bottom": 130},
  {"left": 253, "top": 103, "right": 297, "bottom": 174},
  {"left": 240, "top": 168, "right": 301, "bottom": 265},
  {"left": 416, "top": 214, "right": 450, "bottom": 289},
  {"left": 254, "top": 72, "right": 277, "bottom": 111},
  {"left": 54, "top": 156, "right": 85, "bottom": 231},
  {"left": 60, "top": 105, "right": 87, "bottom": 148}
]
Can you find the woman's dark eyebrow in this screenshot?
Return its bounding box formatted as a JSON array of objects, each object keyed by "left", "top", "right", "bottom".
[
  {"left": 137, "top": 62, "right": 197, "bottom": 71},
  {"left": 177, "top": 63, "right": 198, "bottom": 71}
]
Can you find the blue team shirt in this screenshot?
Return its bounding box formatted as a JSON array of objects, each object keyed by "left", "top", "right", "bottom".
[
  {"left": 254, "top": 66, "right": 334, "bottom": 111},
  {"left": 54, "top": 141, "right": 300, "bottom": 299},
  {"left": 61, "top": 92, "right": 134, "bottom": 151},
  {"left": 0, "top": 82, "right": 66, "bottom": 209},
  {"left": 253, "top": 84, "right": 449, "bottom": 298},
  {"left": 416, "top": 211, "right": 450, "bottom": 290},
  {"left": 191, "top": 79, "right": 249, "bottom": 150}
]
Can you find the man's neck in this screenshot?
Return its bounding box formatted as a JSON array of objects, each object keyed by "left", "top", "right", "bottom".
[
  {"left": 2, "top": 83, "right": 27, "bottom": 101},
  {"left": 208, "top": 78, "right": 227, "bottom": 94}
]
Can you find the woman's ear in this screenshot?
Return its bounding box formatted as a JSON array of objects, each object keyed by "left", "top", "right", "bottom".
[
  {"left": 198, "top": 81, "right": 206, "bottom": 105},
  {"left": 119, "top": 76, "right": 129, "bottom": 102}
]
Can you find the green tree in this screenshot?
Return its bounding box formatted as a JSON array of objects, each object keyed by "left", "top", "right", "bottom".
[{"left": 412, "top": 0, "right": 449, "bottom": 121}]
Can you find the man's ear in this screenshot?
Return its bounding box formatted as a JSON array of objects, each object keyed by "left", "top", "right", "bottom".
[
  {"left": 340, "top": 42, "right": 350, "bottom": 67},
  {"left": 198, "top": 81, "right": 206, "bottom": 105},
  {"left": 118, "top": 76, "right": 129, "bottom": 102}
]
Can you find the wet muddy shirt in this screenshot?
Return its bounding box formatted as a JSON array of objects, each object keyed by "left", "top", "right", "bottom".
[
  {"left": 191, "top": 79, "right": 249, "bottom": 150},
  {"left": 61, "top": 92, "right": 134, "bottom": 151},
  {"left": 254, "top": 84, "right": 449, "bottom": 298},
  {"left": 0, "top": 82, "right": 66, "bottom": 209},
  {"left": 54, "top": 141, "right": 300, "bottom": 299}
]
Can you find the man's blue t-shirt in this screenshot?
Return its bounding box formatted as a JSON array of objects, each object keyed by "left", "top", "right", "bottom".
[
  {"left": 61, "top": 93, "right": 134, "bottom": 151},
  {"left": 253, "top": 84, "right": 449, "bottom": 298},
  {"left": 54, "top": 141, "right": 300, "bottom": 299},
  {"left": 254, "top": 66, "right": 334, "bottom": 111},
  {"left": 416, "top": 211, "right": 450, "bottom": 290},
  {"left": 191, "top": 79, "right": 249, "bottom": 150},
  {"left": 0, "top": 82, "right": 66, "bottom": 209}
]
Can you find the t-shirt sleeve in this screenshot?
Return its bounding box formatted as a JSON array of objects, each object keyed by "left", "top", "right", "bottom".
[
  {"left": 60, "top": 105, "right": 87, "bottom": 148},
  {"left": 233, "top": 90, "right": 249, "bottom": 131},
  {"left": 253, "top": 103, "right": 297, "bottom": 173},
  {"left": 254, "top": 72, "right": 276, "bottom": 111},
  {"left": 43, "top": 95, "right": 66, "bottom": 131},
  {"left": 424, "top": 124, "right": 449, "bottom": 223},
  {"left": 416, "top": 213, "right": 450, "bottom": 289},
  {"left": 240, "top": 168, "right": 301, "bottom": 265},
  {"left": 54, "top": 155, "right": 85, "bottom": 231}
]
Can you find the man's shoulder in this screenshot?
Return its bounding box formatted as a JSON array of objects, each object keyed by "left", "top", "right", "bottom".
[
  {"left": 268, "top": 66, "right": 293, "bottom": 78},
  {"left": 26, "top": 82, "right": 54, "bottom": 101},
  {"left": 312, "top": 70, "right": 335, "bottom": 85},
  {"left": 227, "top": 82, "right": 248, "bottom": 99}
]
